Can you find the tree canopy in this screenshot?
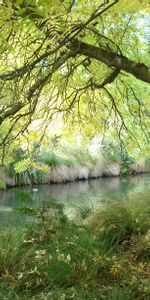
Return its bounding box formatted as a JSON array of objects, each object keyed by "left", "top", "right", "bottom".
[{"left": 0, "top": 0, "right": 150, "bottom": 162}]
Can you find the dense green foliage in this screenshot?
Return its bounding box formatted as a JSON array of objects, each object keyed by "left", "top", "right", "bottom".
[
  {"left": 2, "top": 140, "right": 137, "bottom": 186},
  {"left": 0, "top": 195, "right": 150, "bottom": 299},
  {"left": 0, "top": 0, "right": 150, "bottom": 164}
]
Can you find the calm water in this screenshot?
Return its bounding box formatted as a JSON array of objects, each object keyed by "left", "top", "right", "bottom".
[{"left": 0, "top": 174, "right": 150, "bottom": 226}]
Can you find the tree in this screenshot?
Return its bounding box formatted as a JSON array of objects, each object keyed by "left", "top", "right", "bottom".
[{"left": 0, "top": 0, "right": 150, "bottom": 162}]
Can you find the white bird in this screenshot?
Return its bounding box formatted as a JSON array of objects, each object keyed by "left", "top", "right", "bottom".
[{"left": 32, "top": 188, "right": 38, "bottom": 192}]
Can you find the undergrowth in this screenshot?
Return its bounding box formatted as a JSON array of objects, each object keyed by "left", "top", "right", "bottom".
[{"left": 0, "top": 193, "right": 150, "bottom": 299}]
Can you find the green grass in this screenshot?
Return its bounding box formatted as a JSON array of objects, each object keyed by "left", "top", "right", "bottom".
[
  {"left": 106, "top": 286, "right": 136, "bottom": 300},
  {"left": 74, "top": 198, "right": 96, "bottom": 221},
  {"left": 38, "top": 150, "right": 62, "bottom": 167},
  {"left": 0, "top": 197, "right": 150, "bottom": 299},
  {"left": 38, "top": 150, "right": 75, "bottom": 168},
  {"left": 85, "top": 196, "right": 150, "bottom": 251}
]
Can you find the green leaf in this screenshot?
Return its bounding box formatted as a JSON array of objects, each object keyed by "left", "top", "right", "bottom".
[
  {"left": 17, "top": 8, "right": 27, "bottom": 15},
  {"left": 15, "top": 0, "right": 24, "bottom": 6}
]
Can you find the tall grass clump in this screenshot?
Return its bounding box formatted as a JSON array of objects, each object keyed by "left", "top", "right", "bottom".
[
  {"left": 38, "top": 150, "right": 62, "bottom": 167},
  {"left": 85, "top": 195, "right": 150, "bottom": 251},
  {"left": 14, "top": 167, "right": 47, "bottom": 185},
  {"left": 38, "top": 149, "right": 75, "bottom": 168},
  {"left": 74, "top": 197, "right": 96, "bottom": 221}
]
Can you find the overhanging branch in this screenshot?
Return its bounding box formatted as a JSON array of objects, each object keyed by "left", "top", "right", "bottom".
[
  {"left": 70, "top": 39, "right": 150, "bottom": 84},
  {"left": 90, "top": 68, "right": 120, "bottom": 89}
]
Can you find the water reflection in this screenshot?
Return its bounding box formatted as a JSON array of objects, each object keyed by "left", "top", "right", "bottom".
[{"left": 0, "top": 174, "right": 150, "bottom": 226}]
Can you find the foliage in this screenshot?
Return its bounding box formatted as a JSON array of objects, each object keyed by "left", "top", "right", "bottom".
[
  {"left": 120, "top": 150, "right": 135, "bottom": 175},
  {"left": 0, "top": 138, "right": 147, "bottom": 188},
  {"left": 101, "top": 139, "right": 121, "bottom": 164},
  {"left": 38, "top": 149, "right": 75, "bottom": 167},
  {"left": 0, "top": 0, "right": 150, "bottom": 162},
  {"left": 13, "top": 159, "right": 49, "bottom": 185}
]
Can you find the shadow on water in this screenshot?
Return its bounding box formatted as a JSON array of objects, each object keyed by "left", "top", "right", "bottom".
[{"left": 0, "top": 174, "right": 150, "bottom": 227}]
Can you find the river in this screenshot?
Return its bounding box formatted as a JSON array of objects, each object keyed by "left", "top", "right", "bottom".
[{"left": 0, "top": 174, "right": 150, "bottom": 227}]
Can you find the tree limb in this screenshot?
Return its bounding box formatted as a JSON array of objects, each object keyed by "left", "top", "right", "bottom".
[{"left": 70, "top": 39, "right": 150, "bottom": 84}]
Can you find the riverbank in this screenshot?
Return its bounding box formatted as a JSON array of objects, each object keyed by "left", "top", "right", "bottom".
[
  {"left": 0, "top": 196, "right": 150, "bottom": 299},
  {"left": 0, "top": 159, "right": 150, "bottom": 189}
]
